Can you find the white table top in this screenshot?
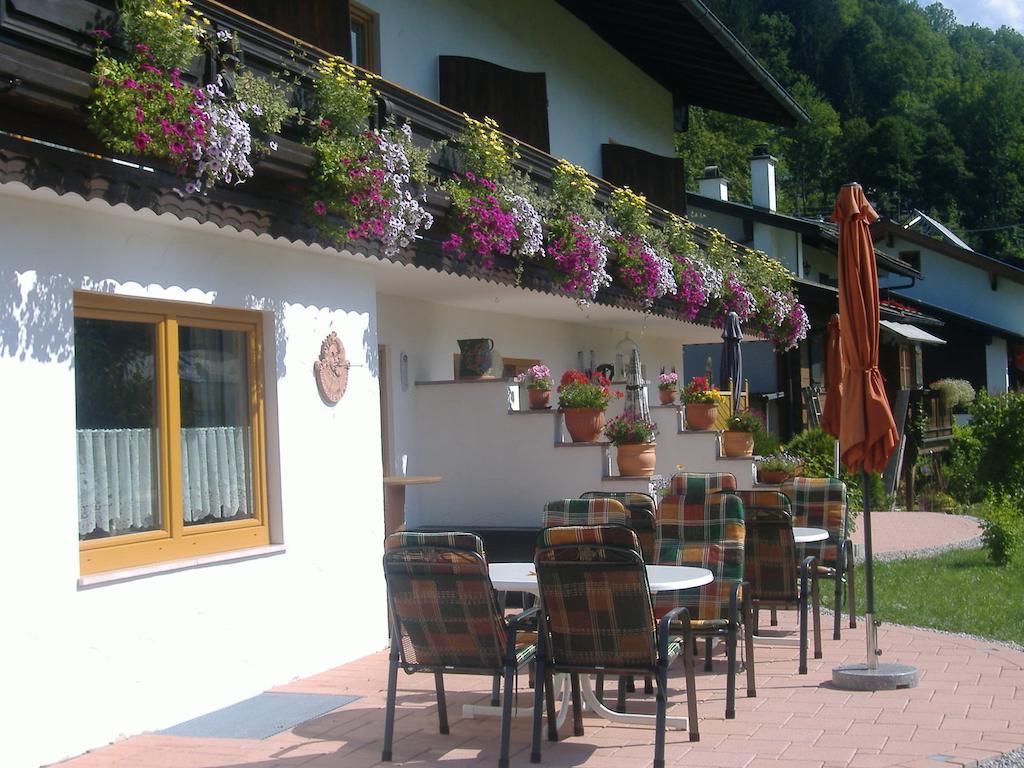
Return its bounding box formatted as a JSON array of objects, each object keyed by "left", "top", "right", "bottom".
[
  {"left": 794, "top": 526, "right": 829, "bottom": 543},
  {"left": 489, "top": 562, "right": 713, "bottom": 595}
]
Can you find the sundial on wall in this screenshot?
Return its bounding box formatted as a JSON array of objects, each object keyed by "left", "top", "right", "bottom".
[{"left": 314, "top": 331, "right": 349, "bottom": 405}]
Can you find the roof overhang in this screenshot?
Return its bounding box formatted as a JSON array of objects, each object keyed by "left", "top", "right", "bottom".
[
  {"left": 556, "top": 0, "right": 808, "bottom": 126},
  {"left": 879, "top": 321, "right": 946, "bottom": 346}
]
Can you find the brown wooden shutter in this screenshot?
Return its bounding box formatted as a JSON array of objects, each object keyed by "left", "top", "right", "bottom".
[
  {"left": 439, "top": 56, "right": 549, "bottom": 152},
  {"left": 601, "top": 144, "right": 687, "bottom": 215},
  {"left": 218, "top": 0, "right": 352, "bottom": 59}
]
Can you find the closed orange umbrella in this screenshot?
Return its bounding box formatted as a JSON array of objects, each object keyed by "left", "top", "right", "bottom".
[
  {"left": 830, "top": 183, "right": 914, "bottom": 687},
  {"left": 819, "top": 314, "right": 843, "bottom": 440},
  {"left": 832, "top": 184, "right": 897, "bottom": 473}
]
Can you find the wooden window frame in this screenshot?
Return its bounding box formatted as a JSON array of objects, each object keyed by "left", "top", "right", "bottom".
[
  {"left": 350, "top": 2, "right": 380, "bottom": 73},
  {"left": 75, "top": 292, "right": 270, "bottom": 576}
]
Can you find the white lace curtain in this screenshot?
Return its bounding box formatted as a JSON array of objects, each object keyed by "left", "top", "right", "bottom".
[{"left": 77, "top": 427, "right": 252, "bottom": 536}]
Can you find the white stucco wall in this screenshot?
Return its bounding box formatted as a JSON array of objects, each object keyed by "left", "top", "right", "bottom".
[
  {"left": 376, "top": 293, "right": 697, "bottom": 518},
  {"left": 878, "top": 239, "right": 1024, "bottom": 337},
  {"left": 357, "top": 0, "right": 675, "bottom": 173},
  {"left": 0, "top": 184, "right": 387, "bottom": 768}
]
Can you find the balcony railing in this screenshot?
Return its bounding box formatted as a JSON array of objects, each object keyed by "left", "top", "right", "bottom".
[{"left": 0, "top": 0, "right": 766, "bottom": 328}]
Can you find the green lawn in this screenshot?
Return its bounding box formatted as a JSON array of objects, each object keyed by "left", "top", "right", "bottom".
[{"left": 821, "top": 547, "right": 1024, "bottom": 646}]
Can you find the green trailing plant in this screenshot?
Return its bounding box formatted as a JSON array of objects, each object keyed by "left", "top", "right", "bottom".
[
  {"left": 930, "top": 378, "right": 976, "bottom": 411},
  {"left": 310, "top": 55, "right": 376, "bottom": 135},
  {"left": 232, "top": 68, "right": 296, "bottom": 152},
  {"left": 117, "top": 0, "right": 207, "bottom": 71},
  {"left": 604, "top": 415, "right": 658, "bottom": 445},
  {"left": 756, "top": 453, "right": 801, "bottom": 474}
]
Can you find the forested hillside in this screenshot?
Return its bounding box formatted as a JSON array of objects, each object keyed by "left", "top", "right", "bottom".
[{"left": 679, "top": 0, "right": 1024, "bottom": 263}]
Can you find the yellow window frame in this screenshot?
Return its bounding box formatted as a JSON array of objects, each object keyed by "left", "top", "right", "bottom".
[{"left": 75, "top": 292, "right": 269, "bottom": 575}]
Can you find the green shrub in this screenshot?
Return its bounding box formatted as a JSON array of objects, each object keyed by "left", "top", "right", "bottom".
[
  {"left": 947, "top": 390, "right": 1024, "bottom": 505},
  {"left": 977, "top": 493, "right": 1024, "bottom": 565}
]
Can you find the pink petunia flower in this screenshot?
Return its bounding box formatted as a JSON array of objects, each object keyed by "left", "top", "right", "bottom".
[
  {"left": 313, "top": 201, "right": 327, "bottom": 216},
  {"left": 133, "top": 131, "right": 152, "bottom": 151}
]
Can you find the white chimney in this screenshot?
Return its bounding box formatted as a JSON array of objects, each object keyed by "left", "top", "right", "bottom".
[
  {"left": 698, "top": 165, "right": 729, "bottom": 201},
  {"left": 749, "top": 144, "right": 777, "bottom": 212}
]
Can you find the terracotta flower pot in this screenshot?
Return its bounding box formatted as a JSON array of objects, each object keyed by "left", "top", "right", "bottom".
[
  {"left": 562, "top": 407, "right": 605, "bottom": 443},
  {"left": 658, "top": 388, "right": 676, "bottom": 405},
  {"left": 616, "top": 443, "right": 657, "bottom": 477},
  {"left": 757, "top": 469, "right": 790, "bottom": 485},
  {"left": 721, "top": 430, "right": 754, "bottom": 457},
  {"left": 528, "top": 388, "right": 551, "bottom": 409},
  {"left": 684, "top": 402, "right": 718, "bottom": 430}
]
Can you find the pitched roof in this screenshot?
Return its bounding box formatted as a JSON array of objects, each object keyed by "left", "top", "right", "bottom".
[
  {"left": 872, "top": 219, "right": 1024, "bottom": 286},
  {"left": 687, "top": 193, "right": 920, "bottom": 278},
  {"left": 556, "top": 0, "right": 808, "bottom": 126}
]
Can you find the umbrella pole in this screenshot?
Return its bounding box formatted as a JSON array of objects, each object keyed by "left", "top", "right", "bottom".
[{"left": 861, "top": 470, "right": 878, "bottom": 670}]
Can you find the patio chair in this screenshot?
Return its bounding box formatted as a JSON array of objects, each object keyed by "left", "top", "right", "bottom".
[
  {"left": 740, "top": 491, "right": 822, "bottom": 674},
  {"left": 382, "top": 531, "right": 538, "bottom": 768},
  {"left": 667, "top": 471, "right": 738, "bottom": 497},
  {"left": 654, "top": 480, "right": 754, "bottom": 719},
  {"left": 542, "top": 497, "right": 629, "bottom": 527},
  {"left": 780, "top": 477, "right": 855, "bottom": 639},
  {"left": 530, "top": 525, "right": 699, "bottom": 768},
  {"left": 543, "top": 497, "right": 631, "bottom": 704},
  {"left": 579, "top": 490, "right": 657, "bottom": 562}
]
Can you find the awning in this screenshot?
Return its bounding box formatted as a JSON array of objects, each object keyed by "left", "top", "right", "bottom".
[{"left": 879, "top": 320, "right": 946, "bottom": 345}]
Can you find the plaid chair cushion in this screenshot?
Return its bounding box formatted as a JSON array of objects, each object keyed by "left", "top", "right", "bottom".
[
  {"left": 384, "top": 532, "right": 508, "bottom": 669},
  {"left": 652, "top": 542, "right": 730, "bottom": 625},
  {"left": 744, "top": 508, "right": 799, "bottom": 602},
  {"left": 540, "top": 524, "right": 640, "bottom": 553},
  {"left": 655, "top": 491, "right": 744, "bottom": 623},
  {"left": 580, "top": 491, "right": 656, "bottom": 561},
  {"left": 385, "top": 531, "right": 484, "bottom": 556},
  {"left": 536, "top": 526, "right": 656, "bottom": 668},
  {"left": 668, "top": 472, "right": 737, "bottom": 497},
  {"left": 781, "top": 477, "right": 848, "bottom": 566},
  {"left": 543, "top": 498, "right": 628, "bottom": 527},
  {"left": 726, "top": 490, "right": 794, "bottom": 517}
]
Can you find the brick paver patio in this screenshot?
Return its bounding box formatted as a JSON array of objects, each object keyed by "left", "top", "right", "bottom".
[{"left": 54, "top": 513, "right": 1022, "bottom": 768}]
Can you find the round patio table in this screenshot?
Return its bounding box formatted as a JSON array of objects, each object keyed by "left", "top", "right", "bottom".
[{"left": 794, "top": 526, "right": 829, "bottom": 543}]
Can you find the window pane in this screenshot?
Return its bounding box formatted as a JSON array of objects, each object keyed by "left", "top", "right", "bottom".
[
  {"left": 75, "top": 317, "right": 161, "bottom": 539},
  {"left": 179, "top": 326, "right": 254, "bottom": 526}
]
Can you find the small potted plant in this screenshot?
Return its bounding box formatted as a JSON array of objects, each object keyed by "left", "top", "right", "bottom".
[
  {"left": 722, "top": 409, "right": 762, "bottom": 457},
  {"left": 657, "top": 371, "right": 679, "bottom": 405},
  {"left": 604, "top": 414, "right": 659, "bottom": 476},
  {"left": 557, "top": 369, "right": 622, "bottom": 442},
  {"left": 756, "top": 453, "right": 803, "bottom": 484},
  {"left": 514, "top": 364, "right": 553, "bottom": 409},
  {"left": 929, "top": 378, "right": 975, "bottom": 427},
  {"left": 681, "top": 376, "right": 720, "bottom": 430}
]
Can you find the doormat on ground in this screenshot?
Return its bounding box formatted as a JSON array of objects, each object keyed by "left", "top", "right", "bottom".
[{"left": 158, "top": 692, "right": 360, "bottom": 739}]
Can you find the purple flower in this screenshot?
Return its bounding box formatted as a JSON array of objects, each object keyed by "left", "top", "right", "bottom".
[
  {"left": 313, "top": 200, "right": 327, "bottom": 216},
  {"left": 320, "top": 118, "right": 332, "bottom": 128},
  {"left": 169, "top": 69, "right": 182, "bottom": 89},
  {"left": 168, "top": 141, "right": 185, "bottom": 155},
  {"left": 164, "top": 91, "right": 175, "bottom": 106},
  {"left": 122, "top": 78, "right": 140, "bottom": 90},
  {"left": 140, "top": 63, "right": 162, "bottom": 75},
  {"left": 134, "top": 44, "right": 150, "bottom": 52},
  {"left": 90, "top": 29, "right": 110, "bottom": 40},
  {"left": 133, "top": 131, "right": 152, "bottom": 151},
  {"left": 134, "top": 106, "right": 144, "bottom": 124}
]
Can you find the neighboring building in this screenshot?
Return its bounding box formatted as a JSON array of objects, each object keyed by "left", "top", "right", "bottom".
[
  {"left": 686, "top": 152, "right": 925, "bottom": 436},
  {"left": 0, "top": 1, "right": 805, "bottom": 765},
  {"left": 872, "top": 212, "right": 1024, "bottom": 395}
]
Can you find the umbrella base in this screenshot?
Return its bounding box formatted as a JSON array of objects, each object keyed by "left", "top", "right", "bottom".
[{"left": 832, "top": 662, "right": 919, "bottom": 691}]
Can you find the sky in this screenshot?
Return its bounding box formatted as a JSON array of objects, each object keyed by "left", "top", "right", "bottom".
[{"left": 938, "top": 0, "right": 1024, "bottom": 31}]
